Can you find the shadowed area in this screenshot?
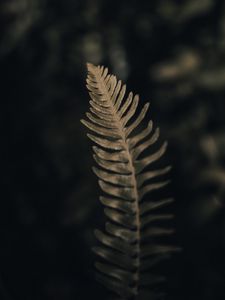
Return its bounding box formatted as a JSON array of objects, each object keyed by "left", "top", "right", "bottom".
[{"left": 0, "top": 0, "right": 225, "bottom": 299}]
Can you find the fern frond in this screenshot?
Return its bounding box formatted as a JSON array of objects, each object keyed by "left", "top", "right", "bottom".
[{"left": 81, "top": 63, "right": 178, "bottom": 299}]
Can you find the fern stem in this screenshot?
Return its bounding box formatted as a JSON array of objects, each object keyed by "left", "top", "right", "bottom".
[{"left": 93, "top": 67, "right": 141, "bottom": 297}]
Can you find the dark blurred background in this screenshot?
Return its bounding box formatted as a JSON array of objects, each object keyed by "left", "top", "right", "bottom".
[{"left": 0, "top": 0, "right": 225, "bottom": 299}]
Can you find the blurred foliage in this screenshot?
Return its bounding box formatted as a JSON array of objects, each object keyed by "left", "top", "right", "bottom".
[{"left": 0, "top": 0, "right": 225, "bottom": 299}]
